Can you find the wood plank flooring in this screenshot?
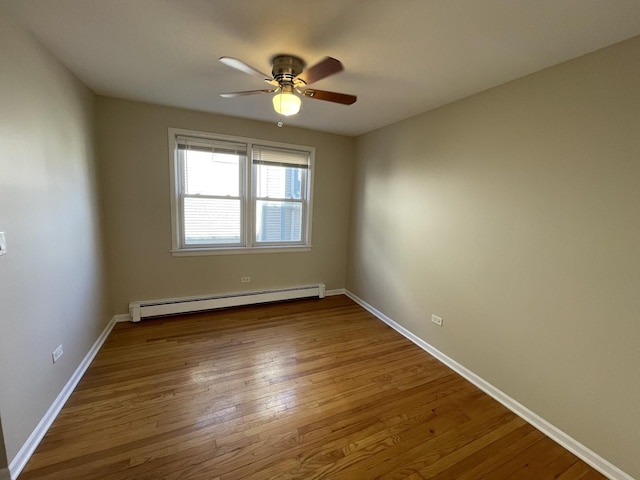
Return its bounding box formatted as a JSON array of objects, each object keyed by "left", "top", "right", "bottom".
[{"left": 19, "top": 295, "right": 605, "bottom": 479}]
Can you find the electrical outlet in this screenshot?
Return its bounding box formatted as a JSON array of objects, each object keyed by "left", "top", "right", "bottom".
[
  {"left": 241, "top": 276, "right": 251, "bottom": 283},
  {"left": 431, "top": 314, "right": 443, "bottom": 327},
  {"left": 52, "top": 345, "right": 63, "bottom": 363}
]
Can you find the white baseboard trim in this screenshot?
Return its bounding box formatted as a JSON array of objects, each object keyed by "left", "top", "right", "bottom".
[
  {"left": 8, "top": 315, "right": 119, "bottom": 480},
  {"left": 324, "top": 288, "right": 346, "bottom": 296},
  {"left": 345, "top": 290, "right": 633, "bottom": 480},
  {"left": 113, "top": 313, "right": 131, "bottom": 323}
]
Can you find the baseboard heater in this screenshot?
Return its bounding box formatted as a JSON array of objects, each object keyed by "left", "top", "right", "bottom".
[{"left": 128, "top": 284, "right": 325, "bottom": 322}]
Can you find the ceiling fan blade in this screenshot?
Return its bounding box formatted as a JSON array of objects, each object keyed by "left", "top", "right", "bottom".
[
  {"left": 220, "top": 89, "right": 275, "bottom": 98},
  {"left": 219, "top": 57, "right": 272, "bottom": 80},
  {"left": 303, "top": 89, "right": 357, "bottom": 105},
  {"left": 296, "top": 57, "right": 343, "bottom": 85}
]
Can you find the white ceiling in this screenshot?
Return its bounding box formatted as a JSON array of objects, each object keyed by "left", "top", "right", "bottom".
[{"left": 4, "top": 0, "right": 640, "bottom": 136}]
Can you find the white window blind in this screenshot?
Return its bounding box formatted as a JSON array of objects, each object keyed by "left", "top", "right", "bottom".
[{"left": 252, "top": 145, "right": 310, "bottom": 167}]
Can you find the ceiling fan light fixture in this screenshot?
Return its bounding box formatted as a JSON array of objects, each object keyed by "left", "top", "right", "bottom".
[
  {"left": 219, "top": 55, "right": 356, "bottom": 115},
  {"left": 272, "top": 90, "right": 301, "bottom": 116}
]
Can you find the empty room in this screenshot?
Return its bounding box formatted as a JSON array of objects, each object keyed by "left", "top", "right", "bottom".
[{"left": 1, "top": 1, "right": 639, "bottom": 479}]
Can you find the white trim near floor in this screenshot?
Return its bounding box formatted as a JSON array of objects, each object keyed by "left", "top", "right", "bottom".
[
  {"left": 344, "top": 290, "right": 634, "bottom": 480},
  {"left": 113, "top": 313, "right": 131, "bottom": 323},
  {"left": 8, "top": 315, "right": 119, "bottom": 480},
  {"left": 324, "top": 288, "right": 346, "bottom": 296}
]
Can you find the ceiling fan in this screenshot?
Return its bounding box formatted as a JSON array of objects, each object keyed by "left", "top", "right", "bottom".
[{"left": 219, "top": 55, "right": 357, "bottom": 116}]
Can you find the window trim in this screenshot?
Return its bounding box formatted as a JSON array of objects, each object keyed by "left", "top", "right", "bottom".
[{"left": 168, "top": 128, "right": 315, "bottom": 256}]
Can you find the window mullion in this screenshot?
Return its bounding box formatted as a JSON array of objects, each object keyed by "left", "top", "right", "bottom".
[
  {"left": 301, "top": 168, "right": 308, "bottom": 244},
  {"left": 245, "top": 143, "right": 252, "bottom": 247},
  {"left": 177, "top": 149, "right": 187, "bottom": 249},
  {"left": 179, "top": 192, "right": 186, "bottom": 248}
]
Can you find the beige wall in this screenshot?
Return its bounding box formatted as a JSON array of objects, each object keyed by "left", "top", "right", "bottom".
[
  {"left": 96, "top": 98, "right": 354, "bottom": 314},
  {"left": 347, "top": 36, "right": 640, "bottom": 477},
  {"left": 0, "top": 10, "right": 111, "bottom": 465}
]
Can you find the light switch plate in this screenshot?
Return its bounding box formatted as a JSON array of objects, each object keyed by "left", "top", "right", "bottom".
[{"left": 0, "top": 232, "right": 6, "bottom": 256}]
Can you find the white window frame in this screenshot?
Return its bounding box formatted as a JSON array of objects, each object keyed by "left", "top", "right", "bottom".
[{"left": 168, "top": 128, "right": 314, "bottom": 256}]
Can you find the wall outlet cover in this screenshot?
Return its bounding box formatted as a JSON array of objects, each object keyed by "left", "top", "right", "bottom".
[{"left": 52, "top": 345, "right": 64, "bottom": 363}]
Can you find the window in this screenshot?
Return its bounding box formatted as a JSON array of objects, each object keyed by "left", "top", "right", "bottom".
[{"left": 169, "top": 128, "right": 314, "bottom": 255}]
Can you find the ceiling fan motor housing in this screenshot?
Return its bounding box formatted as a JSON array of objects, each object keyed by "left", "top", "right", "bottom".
[{"left": 271, "top": 55, "right": 306, "bottom": 85}]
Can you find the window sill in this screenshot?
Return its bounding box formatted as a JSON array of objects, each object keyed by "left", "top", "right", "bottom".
[{"left": 170, "top": 245, "right": 312, "bottom": 256}]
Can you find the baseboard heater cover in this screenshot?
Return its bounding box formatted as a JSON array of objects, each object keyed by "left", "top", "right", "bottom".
[{"left": 128, "top": 284, "right": 325, "bottom": 322}]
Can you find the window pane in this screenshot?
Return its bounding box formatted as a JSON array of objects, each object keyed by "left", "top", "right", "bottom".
[
  {"left": 255, "top": 164, "right": 303, "bottom": 199},
  {"left": 184, "top": 197, "right": 241, "bottom": 245},
  {"left": 255, "top": 200, "right": 302, "bottom": 243},
  {"left": 184, "top": 150, "right": 240, "bottom": 196}
]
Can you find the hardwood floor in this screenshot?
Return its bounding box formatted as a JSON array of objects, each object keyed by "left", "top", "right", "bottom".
[{"left": 20, "top": 295, "right": 604, "bottom": 479}]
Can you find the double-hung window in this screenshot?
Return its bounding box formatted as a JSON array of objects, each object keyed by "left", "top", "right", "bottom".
[{"left": 169, "top": 128, "right": 314, "bottom": 255}]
